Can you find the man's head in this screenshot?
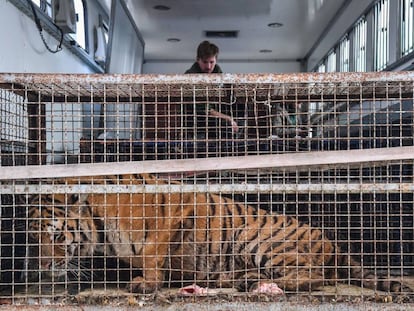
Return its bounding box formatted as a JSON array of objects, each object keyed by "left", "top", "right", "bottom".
[{"left": 196, "top": 41, "right": 219, "bottom": 73}]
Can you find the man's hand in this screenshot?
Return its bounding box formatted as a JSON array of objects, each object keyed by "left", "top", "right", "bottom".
[{"left": 230, "top": 120, "right": 239, "bottom": 133}]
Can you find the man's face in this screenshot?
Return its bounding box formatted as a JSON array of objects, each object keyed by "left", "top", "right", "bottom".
[{"left": 197, "top": 56, "right": 217, "bottom": 73}]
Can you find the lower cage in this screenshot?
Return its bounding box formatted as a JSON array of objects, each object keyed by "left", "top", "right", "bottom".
[
  {"left": 0, "top": 161, "right": 413, "bottom": 308},
  {"left": 0, "top": 72, "right": 414, "bottom": 309}
]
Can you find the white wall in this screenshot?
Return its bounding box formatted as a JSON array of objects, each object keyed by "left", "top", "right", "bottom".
[
  {"left": 143, "top": 60, "right": 301, "bottom": 74},
  {"left": 0, "top": 1, "right": 94, "bottom": 73},
  {"left": 0, "top": 1, "right": 105, "bottom": 161}
]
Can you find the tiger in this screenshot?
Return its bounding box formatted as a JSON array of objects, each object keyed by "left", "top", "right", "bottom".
[{"left": 27, "top": 173, "right": 410, "bottom": 295}]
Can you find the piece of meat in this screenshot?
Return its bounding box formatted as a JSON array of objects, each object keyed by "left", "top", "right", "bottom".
[
  {"left": 178, "top": 284, "right": 209, "bottom": 296},
  {"left": 252, "top": 282, "right": 284, "bottom": 295},
  {"left": 178, "top": 282, "right": 284, "bottom": 296}
]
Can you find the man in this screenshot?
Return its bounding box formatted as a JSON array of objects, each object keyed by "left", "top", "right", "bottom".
[
  {"left": 185, "top": 40, "right": 223, "bottom": 74},
  {"left": 185, "top": 41, "right": 238, "bottom": 136}
]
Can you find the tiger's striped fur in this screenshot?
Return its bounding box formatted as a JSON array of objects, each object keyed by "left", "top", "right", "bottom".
[{"left": 27, "top": 173, "right": 408, "bottom": 294}]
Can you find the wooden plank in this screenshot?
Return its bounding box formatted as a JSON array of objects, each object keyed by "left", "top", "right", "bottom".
[{"left": 0, "top": 146, "right": 413, "bottom": 180}]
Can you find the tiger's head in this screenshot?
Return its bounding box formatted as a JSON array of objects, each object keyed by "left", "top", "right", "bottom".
[{"left": 27, "top": 193, "right": 97, "bottom": 277}]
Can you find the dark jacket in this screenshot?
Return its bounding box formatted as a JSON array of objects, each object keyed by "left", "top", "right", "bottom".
[
  {"left": 185, "top": 62, "right": 223, "bottom": 74},
  {"left": 183, "top": 62, "right": 223, "bottom": 138}
]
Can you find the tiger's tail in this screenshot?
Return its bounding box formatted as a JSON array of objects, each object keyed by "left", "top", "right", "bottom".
[{"left": 338, "top": 254, "right": 411, "bottom": 293}]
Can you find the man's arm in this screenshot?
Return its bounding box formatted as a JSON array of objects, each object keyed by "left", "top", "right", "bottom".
[{"left": 208, "top": 108, "right": 239, "bottom": 133}]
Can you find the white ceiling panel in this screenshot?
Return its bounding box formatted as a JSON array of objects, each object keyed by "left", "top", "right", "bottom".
[{"left": 122, "top": 0, "right": 353, "bottom": 62}]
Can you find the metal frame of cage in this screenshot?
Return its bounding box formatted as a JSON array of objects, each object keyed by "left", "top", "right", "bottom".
[{"left": 0, "top": 72, "right": 413, "bottom": 307}]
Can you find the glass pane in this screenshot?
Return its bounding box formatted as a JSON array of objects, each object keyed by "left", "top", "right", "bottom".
[
  {"left": 373, "top": 0, "right": 389, "bottom": 71},
  {"left": 401, "top": 0, "right": 414, "bottom": 56},
  {"left": 69, "top": 0, "right": 86, "bottom": 50},
  {"left": 326, "top": 51, "right": 337, "bottom": 72},
  {"left": 353, "top": 18, "right": 367, "bottom": 72},
  {"left": 339, "top": 36, "right": 349, "bottom": 72}
]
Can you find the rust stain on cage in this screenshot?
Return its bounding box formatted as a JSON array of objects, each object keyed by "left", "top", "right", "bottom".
[
  {"left": 2, "top": 71, "right": 414, "bottom": 84},
  {"left": 1, "top": 72, "right": 412, "bottom": 103}
]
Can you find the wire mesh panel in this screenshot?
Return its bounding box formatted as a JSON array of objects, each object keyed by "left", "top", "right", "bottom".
[{"left": 0, "top": 72, "right": 413, "bottom": 308}]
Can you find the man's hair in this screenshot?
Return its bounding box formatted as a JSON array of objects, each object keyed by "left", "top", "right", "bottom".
[{"left": 196, "top": 41, "right": 219, "bottom": 60}]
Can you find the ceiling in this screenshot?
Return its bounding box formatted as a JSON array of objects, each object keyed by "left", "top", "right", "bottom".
[{"left": 115, "top": 0, "right": 348, "bottom": 62}]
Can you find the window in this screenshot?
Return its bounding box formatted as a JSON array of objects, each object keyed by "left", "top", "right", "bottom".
[
  {"left": 102, "top": 22, "right": 109, "bottom": 45},
  {"left": 401, "top": 0, "right": 414, "bottom": 56},
  {"left": 326, "top": 50, "right": 337, "bottom": 72},
  {"left": 339, "top": 36, "right": 350, "bottom": 72},
  {"left": 69, "top": 0, "right": 88, "bottom": 51},
  {"left": 94, "top": 15, "right": 109, "bottom": 66},
  {"left": 32, "top": 0, "right": 52, "bottom": 17},
  {"left": 353, "top": 17, "right": 367, "bottom": 72},
  {"left": 312, "top": 0, "right": 414, "bottom": 72},
  {"left": 99, "top": 14, "right": 109, "bottom": 48},
  {"left": 373, "top": 0, "right": 389, "bottom": 71},
  {"left": 32, "top": 0, "right": 88, "bottom": 52},
  {"left": 317, "top": 62, "right": 326, "bottom": 73}
]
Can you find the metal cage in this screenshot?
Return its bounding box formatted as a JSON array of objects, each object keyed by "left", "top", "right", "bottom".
[{"left": 0, "top": 72, "right": 413, "bottom": 308}]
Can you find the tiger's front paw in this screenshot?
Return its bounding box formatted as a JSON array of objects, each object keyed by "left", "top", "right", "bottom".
[
  {"left": 127, "top": 276, "right": 161, "bottom": 294},
  {"left": 251, "top": 282, "right": 284, "bottom": 295}
]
